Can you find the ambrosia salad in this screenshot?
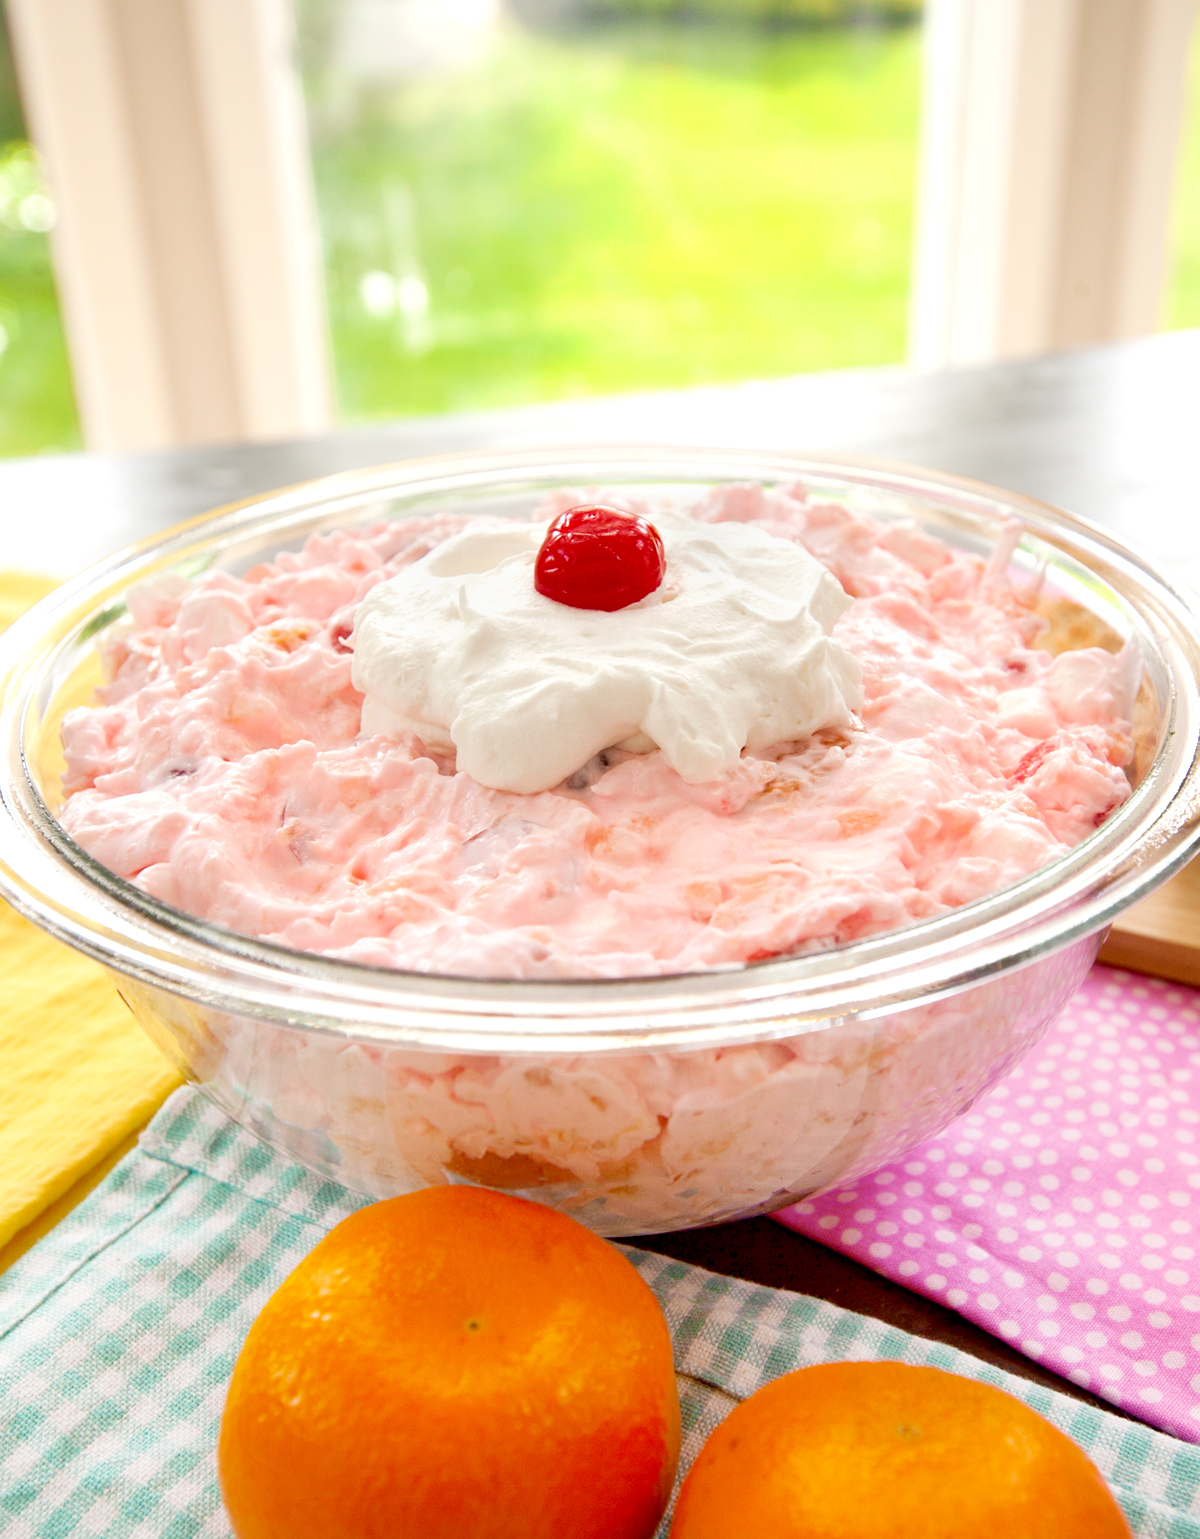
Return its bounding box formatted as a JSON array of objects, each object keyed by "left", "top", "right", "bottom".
[
  {"left": 54, "top": 477, "right": 1138, "bottom": 1226},
  {"left": 60, "top": 481, "right": 1132, "bottom": 980}
]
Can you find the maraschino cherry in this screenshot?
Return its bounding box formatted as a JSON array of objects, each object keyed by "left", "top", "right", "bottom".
[{"left": 534, "top": 505, "right": 666, "bottom": 612}]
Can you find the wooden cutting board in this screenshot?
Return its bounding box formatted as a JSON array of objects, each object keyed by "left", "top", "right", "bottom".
[
  {"left": 1099, "top": 857, "right": 1200, "bottom": 986},
  {"left": 1035, "top": 597, "right": 1200, "bottom": 987}
]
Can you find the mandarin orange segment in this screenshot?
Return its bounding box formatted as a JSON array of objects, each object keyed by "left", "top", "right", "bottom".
[
  {"left": 669, "top": 1360, "right": 1131, "bottom": 1539},
  {"left": 218, "top": 1186, "right": 680, "bottom": 1539}
]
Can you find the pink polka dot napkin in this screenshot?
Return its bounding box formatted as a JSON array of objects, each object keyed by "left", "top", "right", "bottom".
[{"left": 774, "top": 964, "right": 1200, "bottom": 1440}]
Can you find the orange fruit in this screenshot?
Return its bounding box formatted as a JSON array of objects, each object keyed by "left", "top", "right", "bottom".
[
  {"left": 218, "top": 1185, "right": 680, "bottom": 1539},
  {"left": 669, "top": 1361, "right": 1131, "bottom": 1539}
]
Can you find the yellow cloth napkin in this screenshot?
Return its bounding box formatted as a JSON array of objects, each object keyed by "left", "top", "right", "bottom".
[{"left": 0, "top": 572, "right": 183, "bottom": 1263}]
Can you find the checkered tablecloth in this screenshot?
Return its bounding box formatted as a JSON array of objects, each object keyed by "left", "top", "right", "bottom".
[{"left": 4, "top": 1088, "right": 1200, "bottom": 1537}]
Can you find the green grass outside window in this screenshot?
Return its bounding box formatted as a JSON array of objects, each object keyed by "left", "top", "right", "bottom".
[{"left": 0, "top": 3, "right": 1198, "bottom": 456}]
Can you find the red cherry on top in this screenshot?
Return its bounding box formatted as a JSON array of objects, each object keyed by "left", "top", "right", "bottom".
[{"left": 534, "top": 505, "right": 667, "bottom": 612}]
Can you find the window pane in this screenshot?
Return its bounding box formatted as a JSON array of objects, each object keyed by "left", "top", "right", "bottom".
[
  {"left": 0, "top": 2, "right": 80, "bottom": 457},
  {"left": 296, "top": 0, "right": 923, "bottom": 423},
  {"left": 1165, "top": 16, "right": 1200, "bottom": 332}
]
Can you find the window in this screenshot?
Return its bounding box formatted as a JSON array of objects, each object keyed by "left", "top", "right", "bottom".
[
  {"left": 0, "top": 2, "right": 78, "bottom": 457},
  {"left": 1166, "top": 17, "right": 1200, "bottom": 330},
  {"left": 296, "top": 0, "right": 923, "bottom": 422},
  {"left": 5, "top": 0, "right": 1194, "bottom": 459}
]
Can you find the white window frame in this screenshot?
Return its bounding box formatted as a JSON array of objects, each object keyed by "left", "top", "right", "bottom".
[
  {"left": 910, "top": 0, "right": 1200, "bottom": 369},
  {"left": 6, "top": 0, "right": 332, "bottom": 452}
]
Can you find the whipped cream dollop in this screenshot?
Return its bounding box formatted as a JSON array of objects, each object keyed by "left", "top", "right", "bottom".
[{"left": 350, "top": 507, "right": 863, "bottom": 793}]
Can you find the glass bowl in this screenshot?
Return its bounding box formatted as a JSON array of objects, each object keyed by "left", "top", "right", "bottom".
[{"left": 3, "top": 447, "right": 1200, "bottom": 1237}]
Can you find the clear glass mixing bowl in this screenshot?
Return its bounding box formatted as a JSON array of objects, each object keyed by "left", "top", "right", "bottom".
[{"left": 3, "top": 447, "right": 1200, "bottom": 1235}]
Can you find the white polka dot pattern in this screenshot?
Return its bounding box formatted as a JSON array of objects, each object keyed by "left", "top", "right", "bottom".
[{"left": 776, "top": 965, "right": 1200, "bottom": 1441}]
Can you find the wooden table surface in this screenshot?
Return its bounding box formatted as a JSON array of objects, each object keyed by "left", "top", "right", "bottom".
[{"left": 6, "top": 329, "right": 1199, "bottom": 1422}]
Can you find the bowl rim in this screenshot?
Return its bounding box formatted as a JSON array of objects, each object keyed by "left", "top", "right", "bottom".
[{"left": 3, "top": 443, "right": 1200, "bottom": 1055}]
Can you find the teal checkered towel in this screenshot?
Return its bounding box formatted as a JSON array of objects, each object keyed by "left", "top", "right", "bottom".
[{"left": 4, "top": 1087, "right": 1200, "bottom": 1538}]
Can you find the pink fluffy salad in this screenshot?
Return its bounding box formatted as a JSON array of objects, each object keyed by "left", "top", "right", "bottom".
[{"left": 59, "top": 482, "right": 1135, "bottom": 979}]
